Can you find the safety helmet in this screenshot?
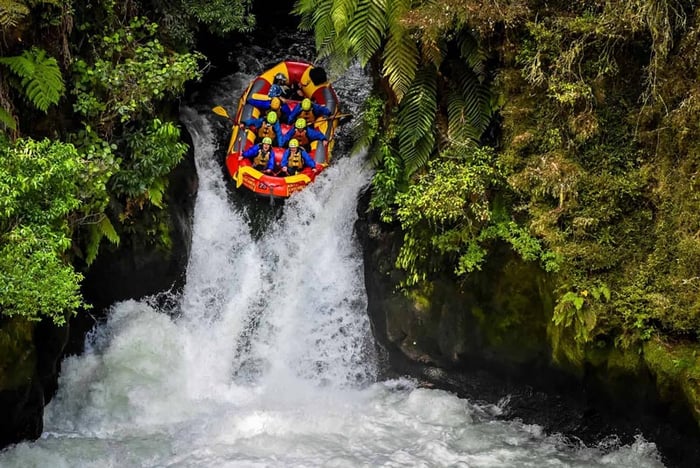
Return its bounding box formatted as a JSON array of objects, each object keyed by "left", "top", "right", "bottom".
[
  {"left": 294, "top": 118, "right": 306, "bottom": 129},
  {"left": 270, "top": 97, "right": 281, "bottom": 110},
  {"left": 288, "top": 138, "right": 299, "bottom": 148},
  {"left": 266, "top": 112, "right": 278, "bottom": 124},
  {"left": 274, "top": 73, "right": 287, "bottom": 84},
  {"left": 262, "top": 137, "right": 272, "bottom": 145},
  {"left": 301, "top": 98, "right": 312, "bottom": 111}
]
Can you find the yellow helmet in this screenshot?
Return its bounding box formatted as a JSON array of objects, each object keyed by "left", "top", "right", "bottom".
[
  {"left": 262, "top": 137, "right": 272, "bottom": 145},
  {"left": 270, "top": 97, "right": 281, "bottom": 111},
  {"left": 301, "top": 98, "right": 312, "bottom": 111},
  {"left": 266, "top": 112, "right": 278, "bottom": 124},
  {"left": 288, "top": 138, "right": 299, "bottom": 148},
  {"left": 294, "top": 118, "right": 306, "bottom": 129}
]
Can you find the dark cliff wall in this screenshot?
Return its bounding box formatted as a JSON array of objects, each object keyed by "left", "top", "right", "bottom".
[{"left": 355, "top": 189, "right": 700, "bottom": 468}]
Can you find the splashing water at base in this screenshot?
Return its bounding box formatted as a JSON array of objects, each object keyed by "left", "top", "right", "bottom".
[{"left": 0, "top": 84, "right": 665, "bottom": 468}]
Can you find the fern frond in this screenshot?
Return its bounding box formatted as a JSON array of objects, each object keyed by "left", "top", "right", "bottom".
[
  {"left": 0, "top": 48, "right": 65, "bottom": 112},
  {"left": 382, "top": 29, "right": 418, "bottom": 102},
  {"left": 0, "top": 106, "right": 17, "bottom": 130},
  {"left": 331, "top": 0, "right": 358, "bottom": 35},
  {"left": 311, "top": 0, "right": 339, "bottom": 58},
  {"left": 445, "top": 59, "right": 494, "bottom": 143},
  {"left": 421, "top": 37, "right": 447, "bottom": 69},
  {"left": 0, "top": 0, "right": 29, "bottom": 31},
  {"left": 85, "top": 215, "right": 120, "bottom": 265},
  {"left": 458, "top": 31, "right": 488, "bottom": 80},
  {"left": 398, "top": 67, "right": 437, "bottom": 174},
  {"left": 347, "top": 0, "right": 387, "bottom": 65}
]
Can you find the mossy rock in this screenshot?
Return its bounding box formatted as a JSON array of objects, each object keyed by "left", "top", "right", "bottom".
[{"left": 643, "top": 337, "right": 700, "bottom": 424}]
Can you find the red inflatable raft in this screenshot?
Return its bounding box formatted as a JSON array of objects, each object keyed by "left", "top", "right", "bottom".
[{"left": 218, "top": 60, "right": 341, "bottom": 199}]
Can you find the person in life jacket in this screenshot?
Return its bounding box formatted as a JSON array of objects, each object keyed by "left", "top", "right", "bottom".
[
  {"left": 246, "top": 96, "right": 293, "bottom": 123},
  {"left": 281, "top": 118, "right": 327, "bottom": 149},
  {"left": 240, "top": 111, "right": 282, "bottom": 144},
  {"left": 268, "top": 138, "right": 317, "bottom": 176},
  {"left": 240, "top": 136, "right": 273, "bottom": 171},
  {"left": 268, "top": 73, "right": 288, "bottom": 98},
  {"left": 288, "top": 98, "right": 331, "bottom": 125}
]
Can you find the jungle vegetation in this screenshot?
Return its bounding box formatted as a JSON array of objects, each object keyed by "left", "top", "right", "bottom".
[
  {"left": 0, "top": 0, "right": 253, "bottom": 324},
  {"left": 295, "top": 0, "right": 700, "bottom": 419}
]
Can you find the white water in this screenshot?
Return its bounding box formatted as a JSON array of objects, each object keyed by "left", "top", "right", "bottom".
[{"left": 0, "top": 90, "right": 666, "bottom": 467}]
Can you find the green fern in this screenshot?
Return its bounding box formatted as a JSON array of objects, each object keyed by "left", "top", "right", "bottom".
[
  {"left": 0, "top": 47, "right": 65, "bottom": 112},
  {"left": 446, "top": 60, "right": 494, "bottom": 143},
  {"left": 0, "top": 0, "right": 29, "bottom": 30},
  {"left": 85, "top": 215, "right": 120, "bottom": 265},
  {"left": 398, "top": 67, "right": 437, "bottom": 174},
  {"left": 458, "top": 31, "right": 488, "bottom": 80},
  {"left": 381, "top": 0, "right": 417, "bottom": 102},
  {"left": 347, "top": 0, "right": 386, "bottom": 65}
]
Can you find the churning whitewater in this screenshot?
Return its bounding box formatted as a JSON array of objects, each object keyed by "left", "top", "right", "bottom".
[{"left": 0, "top": 73, "right": 665, "bottom": 467}]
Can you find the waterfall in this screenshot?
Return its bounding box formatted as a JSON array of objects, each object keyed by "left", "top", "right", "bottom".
[{"left": 0, "top": 69, "right": 665, "bottom": 467}]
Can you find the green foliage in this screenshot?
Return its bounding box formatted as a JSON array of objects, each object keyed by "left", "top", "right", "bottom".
[
  {"left": 351, "top": 93, "right": 384, "bottom": 156},
  {"left": 110, "top": 119, "right": 187, "bottom": 201},
  {"left": 398, "top": 67, "right": 437, "bottom": 175},
  {"left": 369, "top": 141, "right": 404, "bottom": 223},
  {"left": 0, "top": 137, "right": 97, "bottom": 324},
  {"left": 0, "top": 0, "right": 29, "bottom": 30},
  {"left": 85, "top": 215, "right": 118, "bottom": 265},
  {"left": 381, "top": 0, "right": 418, "bottom": 102},
  {"left": 394, "top": 145, "right": 553, "bottom": 287},
  {"left": 181, "top": 0, "right": 254, "bottom": 34},
  {"left": 0, "top": 225, "right": 84, "bottom": 325},
  {"left": 445, "top": 59, "right": 494, "bottom": 143},
  {"left": 0, "top": 107, "right": 17, "bottom": 130},
  {"left": 72, "top": 17, "right": 203, "bottom": 133},
  {"left": 0, "top": 47, "right": 65, "bottom": 112}
]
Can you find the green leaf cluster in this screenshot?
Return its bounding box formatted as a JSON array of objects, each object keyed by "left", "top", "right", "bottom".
[
  {"left": 394, "top": 145, "right": 554, "bottom": 288},
  {"left": 72, "top": 17, "right": 203, "bottom": 133},
  {"left": 110, "top": 118, "right": 187, "bottom": 203},
  {"left": 0, "top": 136, "right": 108, "bottom": 324}
]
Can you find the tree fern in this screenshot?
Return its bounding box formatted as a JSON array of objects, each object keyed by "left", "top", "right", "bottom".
[
  {"left": 446, "top": 60, "right": 494, "bottom": 143},
  {"left": 346, "top": 0, "right": 387, "bottom": 65},
  {"left": 381, "top": 0, "right": 417, "bottom": 102},
  {"left": 398, "top": 67, "right": 437, "bottom": 174},
  {"left": 0, "top": 47, "right": 65, "bottom": 112}
]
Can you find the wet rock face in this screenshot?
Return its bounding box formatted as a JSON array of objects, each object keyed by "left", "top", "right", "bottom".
[{"left": 355, "top": 188, "right": 700, "bottom": 468}]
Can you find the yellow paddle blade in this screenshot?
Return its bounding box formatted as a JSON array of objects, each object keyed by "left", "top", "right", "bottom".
[{"left": 212, "top": 106, "right": 230, "bottom": 118}]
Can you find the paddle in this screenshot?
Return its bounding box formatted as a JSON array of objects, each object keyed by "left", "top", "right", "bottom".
[
  {"left": 314, "top": 113, "right": 353, "bottom": 125},
  {"left": 212, "top": 106, "right": 234, "bottom": 121}
]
